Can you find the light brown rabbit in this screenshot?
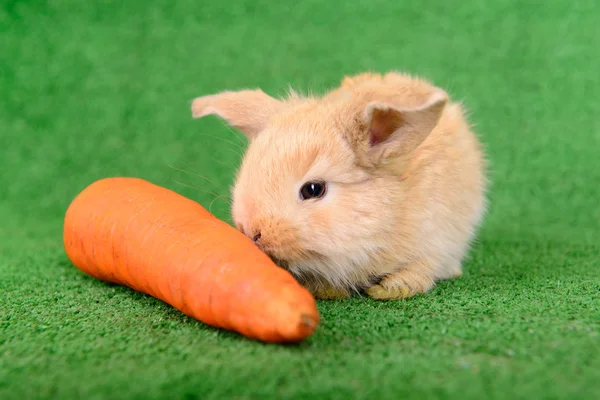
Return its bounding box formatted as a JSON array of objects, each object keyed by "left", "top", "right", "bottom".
[{"left": 191, "top": 71, "right": 487, "bottom": 300}]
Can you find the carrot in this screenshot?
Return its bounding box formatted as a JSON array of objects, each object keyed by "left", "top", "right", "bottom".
[{"left": 63, "top": 177, "right": 320, "bottom": 343}]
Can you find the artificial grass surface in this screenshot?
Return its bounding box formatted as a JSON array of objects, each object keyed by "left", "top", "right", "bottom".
[{"left": 1, "top": 0, "right": 599, "bottom": 399}]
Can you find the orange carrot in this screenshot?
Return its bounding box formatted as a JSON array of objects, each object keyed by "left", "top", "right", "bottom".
[{"left": 63, "top": 177, "right": 319, "bottom": 343}]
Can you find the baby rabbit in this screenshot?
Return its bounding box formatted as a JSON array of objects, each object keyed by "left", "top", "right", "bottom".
[{"left": 191, "top": 72, "right": 487, "bottom": 300}]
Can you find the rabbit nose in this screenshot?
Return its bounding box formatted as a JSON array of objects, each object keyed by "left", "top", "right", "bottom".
[{"left": 251, "top": 232, "right": 262, "bottom": 243}]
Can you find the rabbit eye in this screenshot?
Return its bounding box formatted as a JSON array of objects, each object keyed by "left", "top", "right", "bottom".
[{"left": 300, "top": 181, "right": 327, "bottom": 200}]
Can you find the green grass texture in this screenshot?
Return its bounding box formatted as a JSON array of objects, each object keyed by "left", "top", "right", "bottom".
[{"left": 1, "top": 1, "right": 599, "bottom": 399}]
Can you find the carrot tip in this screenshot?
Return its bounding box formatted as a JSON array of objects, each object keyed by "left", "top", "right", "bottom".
[{"left": 300, "top": 313, "right": 318, "bottom": 330}]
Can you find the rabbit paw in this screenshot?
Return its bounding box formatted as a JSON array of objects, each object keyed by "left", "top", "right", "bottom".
[{"left": 365, "top": 269, "right": 435, "bottom": 300}]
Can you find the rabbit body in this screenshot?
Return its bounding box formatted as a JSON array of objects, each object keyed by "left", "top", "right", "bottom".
[{"left": 191, "top": 72, "right": 487, "bottom": 300}]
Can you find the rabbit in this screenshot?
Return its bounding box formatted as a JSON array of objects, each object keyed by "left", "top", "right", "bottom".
[{"left": 190, "top": 71, "right": 487, "bottom": 300}]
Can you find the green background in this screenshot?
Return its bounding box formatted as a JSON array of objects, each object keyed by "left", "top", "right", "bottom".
[{"left": 1, "top": 1, "right": 598, "bottom": 399}]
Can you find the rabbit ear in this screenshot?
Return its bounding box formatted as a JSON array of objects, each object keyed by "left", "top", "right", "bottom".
[
  {"left": 363, "top": 90, "right": 448, "bottom": 163},
  {"left": 191, "top": 89, "right": 282, "bottom": 139}
]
